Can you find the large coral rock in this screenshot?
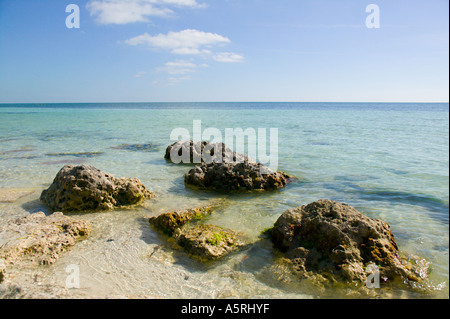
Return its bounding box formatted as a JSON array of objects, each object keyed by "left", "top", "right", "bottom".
[
  {"left": 271, "top": 199, "right": 427, "bottom": 284},
  {"left": 176, "top": 224, "right": 244, "bottom": 261},
  {"left": 185, "top": 161, "right": 292, "bottom": 192},
  {"left": 165, "top": 140, "right": 250, "bottom": 164},
  {"left": 40, "top": 165, "right": 153, "bottom": 212},
  {"left": 0, "top": 212, "right": 90, "bottom": 266}
]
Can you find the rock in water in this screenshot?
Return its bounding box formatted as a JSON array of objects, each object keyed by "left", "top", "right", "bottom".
[
  {"left": 176, "top": 224, "right": 245, "bottom": 261},
  {"left": 165, "top": 140, "right": 250, "bottom": 164},
  {"left": 185, "top": 161, "right": 292, "bottom": 192},
  {"left": 40, "top": 165, "right": 153, "bottom": 212},
  {"left": 0, "top": 212, "right": 90, "bottom": 266},
  {"left": 149, "top": 206, "right": 214, "bottom": 236},
  {"left": 149, "top": 205, "right": 244, "bottom": 261},
  {"left": 271, "top": 199, "right": 427, "bottom": 284}
]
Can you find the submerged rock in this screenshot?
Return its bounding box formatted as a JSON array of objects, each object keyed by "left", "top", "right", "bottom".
[
  {"left": 185, "top": 161, "right": 293, "bottom": 192},
  {"left": 149, "top": 205, "right": 214, "bottom": 236},
  {"left": 110, "top": 143, "right": 158, "bottom": 152},
  {"left": 0, "top": 212, "right": 90, "bottom": 266},
  {"left": 0, "top": 189, "right": 34, "bottom": 203},
  {"left": 40, "top": 165, "right": 154, "bottom": 213},
  {"left": 176, "top": 224, "right": 244, "bottom": 261},
  {"left": 165, "top": 140, "right": 250, "bottom": 164},
  {"left": 271, "top": 199, "right": 427, "bottom": 285},
  {"left": 45, "top": 152, "right": 104, "bottom": 158}
]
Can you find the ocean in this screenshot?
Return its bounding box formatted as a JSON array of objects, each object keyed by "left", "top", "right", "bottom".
[{"left": 0, "top": 102, "right": 448, "bottom": 298}]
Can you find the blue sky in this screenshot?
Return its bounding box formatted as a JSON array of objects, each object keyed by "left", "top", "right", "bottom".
[{"left": 0, "top": 0, "right": 448, "bottom": 103}]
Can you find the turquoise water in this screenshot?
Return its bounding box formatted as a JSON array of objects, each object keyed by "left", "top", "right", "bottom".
[{"left": 0, "top": 102, "right": 448, "bottom": 298}]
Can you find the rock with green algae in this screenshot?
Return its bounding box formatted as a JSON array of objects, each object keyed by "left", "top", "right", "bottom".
[
  {"left": 176, "top": 224, "right": 245, "bottom": 261},
  {"left": 271, "top": 199, "right": 429, "bottom": 286},
  {"left": 40, "top": 164, "right": 154, "bottom": 213},
  {"left": 149, "top": 205, "right": 244, "bottom": 261},
  {"left": 149, "top": 205, "right": 214, "bottom": 236}
]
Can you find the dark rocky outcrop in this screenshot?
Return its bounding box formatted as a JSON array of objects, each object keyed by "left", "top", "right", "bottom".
[
  {"left": 185, "top": 161, "right": 293, "bottom": 192},
  {"left": 271, "top": 199, "right": 428, "bottom": 285},
  {"left": 40, "top": 165, "right": 153, "bottom": 213},
  {"left": 165, "top": 140, "right": 250, "bottom": 165}
]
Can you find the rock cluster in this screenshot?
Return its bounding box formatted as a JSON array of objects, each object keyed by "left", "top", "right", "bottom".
[
  {"left": 165, "top": 140, "right": 294, "bottom": 193},
  {"left": 40, "top": 165, "right": 153, "bottom": 213},
  {"left": 185, "top": 161, "right": 292, "bottom": 192},
  {"left": 6, "top": 146, "right": 428, "bottom": 294},
  {"left": 271, "top": 199, "right": 427, "bottom": 284},
  {"left": 149, "top": 206, "right": 244, "bottom": 261}
]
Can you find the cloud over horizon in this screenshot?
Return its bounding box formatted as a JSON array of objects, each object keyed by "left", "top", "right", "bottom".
[{"left": 213, "top": 52, "right": 244, "bottom": 63}]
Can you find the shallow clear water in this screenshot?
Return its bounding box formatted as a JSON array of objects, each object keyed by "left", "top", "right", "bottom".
[{"left": 0, "top": 102, "right": 448, "bottom": 298}]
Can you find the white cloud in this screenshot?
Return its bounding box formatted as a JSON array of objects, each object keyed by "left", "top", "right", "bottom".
[
  {"left": 158, "top": 60, "right": 206, "bottom": 74},
  {"left": 87, "top": 0, "right": 205, "bottom": 25},
  {"left": 167, "top": 75, "right": 192, "bottom": 85},
  {"left": 125, "top": 29, "right": 230, "bottom": 55},
  {"left": 134, "top": 71, "right": 146, "bottom": 78},
  {"left": 153, "top": 60, "right": 208, "bottom": 86},
  {"left": 213, "top": 52, "right": 244, "bottom": 63},
  {"left": 159, "top": 0, "right": 206, "bottom": 8}
]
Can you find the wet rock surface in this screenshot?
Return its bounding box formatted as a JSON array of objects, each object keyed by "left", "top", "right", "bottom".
[
  {"left": 185, "top": 161, "right": 293, "bottom": 192},
  {"left": 149, "top": 205, "right": 244, "bottom": 261},
  {"left": 0, "top": 212, "right": 90, "bottom": 267},
  {"left": 40, "top": 165, "right": 154, "bottom": 213},
  {"left": 149, "top": 206, "right": 214, "bottom": 236},
  {"left": 177, "top": 224, "right": 244, "bottom": 261},
  {"left": 271, "top": 199, "right": 428, "bottom": 285}
]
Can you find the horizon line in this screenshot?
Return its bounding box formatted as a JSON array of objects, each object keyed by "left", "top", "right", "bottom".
[{"left": 0, "top": 101, "right": 449, "bottom": 105}]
